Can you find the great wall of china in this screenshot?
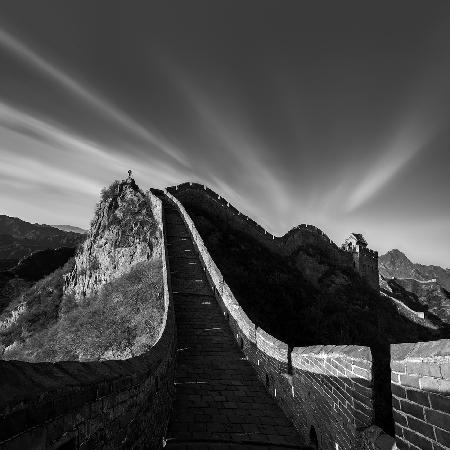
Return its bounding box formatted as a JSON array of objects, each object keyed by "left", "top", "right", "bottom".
[{"left": 0, "top": 184, "right": 449, "bottom": 449}]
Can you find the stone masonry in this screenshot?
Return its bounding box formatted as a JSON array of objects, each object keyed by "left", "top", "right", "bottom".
[{"left": 158, "top": 193, "right": 307, "bottom": 449}]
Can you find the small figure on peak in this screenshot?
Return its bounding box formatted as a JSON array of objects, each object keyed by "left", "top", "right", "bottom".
[{"left": 120, "top": 169, "right": 138, "bottom": 190}]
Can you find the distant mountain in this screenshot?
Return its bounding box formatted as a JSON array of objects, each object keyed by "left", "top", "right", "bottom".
[
  {"left": 0, "top": 215, "right": 85, "bottom": 269},
  {"left": 379, "top": 249, "right": 450, "bottom": 290},
  {"left": 50, "top": 225, "right": 88, "bottom": 234},
  {"left": 0, "top": 247, "right": 76, "bottom": 314},
  {"left": 379, "top": 249, "right": 450, "bottom": 323}
]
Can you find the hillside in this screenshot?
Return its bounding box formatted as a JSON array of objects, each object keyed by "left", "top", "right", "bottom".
[
  {"left": 50, "top": 225, "right": 88, "bottom": 234},
  {"left": 0, "top": 179, "right": 165, "bottom": 362},
  {"left": 0, "top": 247, "right": 76, "bottom": 314},
  {"left": 170, "top": 185, "right": 448, "bottom": 347},
  {"left": 0, "top": 215, "right": 85, "bottom": 270},
  {"left": 379, "top": 249, "right": 450, "bottom": 290},
  {"left": 379, "top": 249, "right": 450, "bottom": 323}
]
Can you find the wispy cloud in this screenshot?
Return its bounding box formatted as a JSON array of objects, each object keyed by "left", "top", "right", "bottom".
[
  {"left": 345, "top": 117, "right": 438, "bottom": 212},
  {"left": 0, "top": 101, "right": 182, "bottom": 194},
  {"left": 0, "top": 27, "right": 188, "bottom": 165}
]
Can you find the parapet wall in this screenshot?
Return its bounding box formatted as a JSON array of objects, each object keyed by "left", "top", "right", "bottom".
[
  {"left": 0, "top": 196, "right": 176, "bottom": 450},
  {"left": 391, "top": 340, "right": 450, "bottom": 450},
  {"left": 165, "top": 188, "right": 395, "bottom": 450}
]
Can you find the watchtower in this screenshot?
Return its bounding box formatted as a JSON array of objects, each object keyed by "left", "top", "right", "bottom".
[{"left": 342, "top": 233, "right": 379, "bottom": 290}]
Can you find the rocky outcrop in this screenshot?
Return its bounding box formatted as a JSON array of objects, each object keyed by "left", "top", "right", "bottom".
[{"left": 64, "top": 179, "right": 162, "bottom": 299}]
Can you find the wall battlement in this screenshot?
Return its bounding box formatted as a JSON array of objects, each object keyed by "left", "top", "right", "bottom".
[
  {"left": 166, "top": 187, "right": 450, "bottom": 450},
  {"left": 0, "top": 196, "right": 176, "bottom": 450}
]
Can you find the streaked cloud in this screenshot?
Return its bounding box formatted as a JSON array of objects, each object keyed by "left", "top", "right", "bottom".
[
  {"left": 0, "top": 27, "right": 187, "bottom": 165},
  {"left": 0, "top": 1, "right": 449, "bottom": 266},
  {"left": 345, "top": 117, "right": 438, "bottom": 212}
]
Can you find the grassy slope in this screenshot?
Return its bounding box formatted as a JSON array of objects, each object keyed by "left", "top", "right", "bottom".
[{"left": 0, "top": 259, "right": 164, "bottom": 362}]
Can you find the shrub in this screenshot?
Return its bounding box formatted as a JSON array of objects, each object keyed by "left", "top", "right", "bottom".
[{"left": 1, "top": 259, "right": 165, "bottom": 362}]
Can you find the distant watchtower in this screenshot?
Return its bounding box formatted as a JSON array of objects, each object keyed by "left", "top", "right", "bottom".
[{"left": 342, "top": 233, "right": 379, "bottom": 290}]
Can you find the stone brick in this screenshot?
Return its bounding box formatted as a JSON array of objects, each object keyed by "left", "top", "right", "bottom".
[
  {"left": 406, "top": 388, "right": 430, "bottom": 407},
  {"left": 395, "top": 437, "right": 409, "bottom": 450},
  {"left": 402, "top": 428, "right": 434, "bottom": 450},
  {"left": 440, "top": 363, "right": 450, "bottom": 379},
  {"left": 406, "top": 416, "right": 436, "bottom": 440},
  {"left": 399, "top": 374, "right": 421, "bottom": 389},
  {"left": 434, "top": 427, "right": 450, "bottom": 447},
  {"left": 399, "top": 399, "right": 424, "bottom": 419},
  {"left": 391, "top": 361, "right": 407, "bottom": 373},
  {"left": 393, "top": 410, "right": 408, "bottom": 427},
  {"left": 425, "top": 409, "right": 450, "bottom": 431},
  {"left": 420, "top": 376, "right": 442, "bottom": 392},
  {"left": 429, "top": 392, "right": 450, "bottom": 414},
  {"left": 391, "top": 383, "right": 407, "bottom": 399}
]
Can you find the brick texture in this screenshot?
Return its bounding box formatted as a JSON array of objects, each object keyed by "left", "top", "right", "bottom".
[{"left": 391, "top": 340, "right": 450, "bottom": 450}]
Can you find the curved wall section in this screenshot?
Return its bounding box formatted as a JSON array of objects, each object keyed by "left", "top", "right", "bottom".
[
  {"left": 165, "top": 188, "right": 395, "bottom": 450},
  {"left": 167, "top": 182, "right": 354, "bottom": 270},
  {"left": 0, "top": 196, "right": 176, "bottom": 450}
]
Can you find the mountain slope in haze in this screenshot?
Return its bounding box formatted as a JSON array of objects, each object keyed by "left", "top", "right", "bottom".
[
  {"left": 50, "top": 225, "right": 88, "bottom": 234},
  {"left": 0, "top": 215, "right": 85, "bottom": 269},
  {"left": 379, "top": 249, "right": 450, "bottom": 290},
  {"left": 0, "top": 179, "right": 165, "bottom": 362},
  {"left": 379, "top": 249, "right": 450, "bottom": 323}
]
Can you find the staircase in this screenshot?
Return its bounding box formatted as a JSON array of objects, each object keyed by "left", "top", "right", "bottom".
[{"left": 156, "top": 193, "right": 309, "bottom": 449}]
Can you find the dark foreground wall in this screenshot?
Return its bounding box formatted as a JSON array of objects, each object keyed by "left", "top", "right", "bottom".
[{"left": 0, "top": 198, "right": 176, "bottom": 450}]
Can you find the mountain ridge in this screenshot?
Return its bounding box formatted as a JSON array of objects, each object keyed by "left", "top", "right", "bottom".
[
  {"left": 50, "top": 225, "right": 88, "bottom": 234},
  {"left": 0, "top": 214, "right": 85, "bottom": 268},
  {"left": 379, "top": 248, "right": 450, "bottom": 290}
]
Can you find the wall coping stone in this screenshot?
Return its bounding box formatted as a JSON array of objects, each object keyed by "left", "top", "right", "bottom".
[
  {"left": 256, "top": 328, "right": 288, "bottom": 363},
  {"left": 391, "top": 339, "right": 450, "bottom": 361},
  {"left": 292, "top": 344, "right": 372, "bottom": 364}
]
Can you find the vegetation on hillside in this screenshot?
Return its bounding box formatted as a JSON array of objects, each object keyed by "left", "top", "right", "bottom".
[
  {"left": 0, "top": 259, "right": 164, "bottom": 362},
  {"left": 0, "top": 180, "right": 165, "bottom": 362}
]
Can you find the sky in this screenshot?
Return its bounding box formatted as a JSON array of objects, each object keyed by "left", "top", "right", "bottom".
[{"left": 0, "top": 1, "right": 449, "bottom": 267}]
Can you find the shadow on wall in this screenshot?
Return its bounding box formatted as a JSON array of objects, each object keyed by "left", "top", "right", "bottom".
[
  {"left": 165, "top": 185, "right": 450, "bottom": 450},
  {"left": 168, "top": 182, "right": 450, "bottom": 439}
]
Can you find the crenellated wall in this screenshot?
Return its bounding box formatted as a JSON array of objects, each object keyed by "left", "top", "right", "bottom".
[
  {"left": 391, "top": 340, "right": 450, "bottom": 450},
  {"left": 164, "top": 188, "right": 397, "bottom": 450},
  {"left": 0, "top": 196, "right": 176, "bottom": 450}
]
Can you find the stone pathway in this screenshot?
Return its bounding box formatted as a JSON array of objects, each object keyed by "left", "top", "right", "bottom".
[{"left": 159, "top": 195, "right": 307, "bottom": 449}]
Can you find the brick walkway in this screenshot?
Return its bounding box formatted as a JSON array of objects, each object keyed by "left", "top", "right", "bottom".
[{"left": 160, "top": 196, "right": 307, "bottom": 449}]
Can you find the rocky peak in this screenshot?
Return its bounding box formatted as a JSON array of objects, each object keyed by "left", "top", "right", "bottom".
[{"left": 64, "top": 179, "right": 161, "bottom": 299}]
